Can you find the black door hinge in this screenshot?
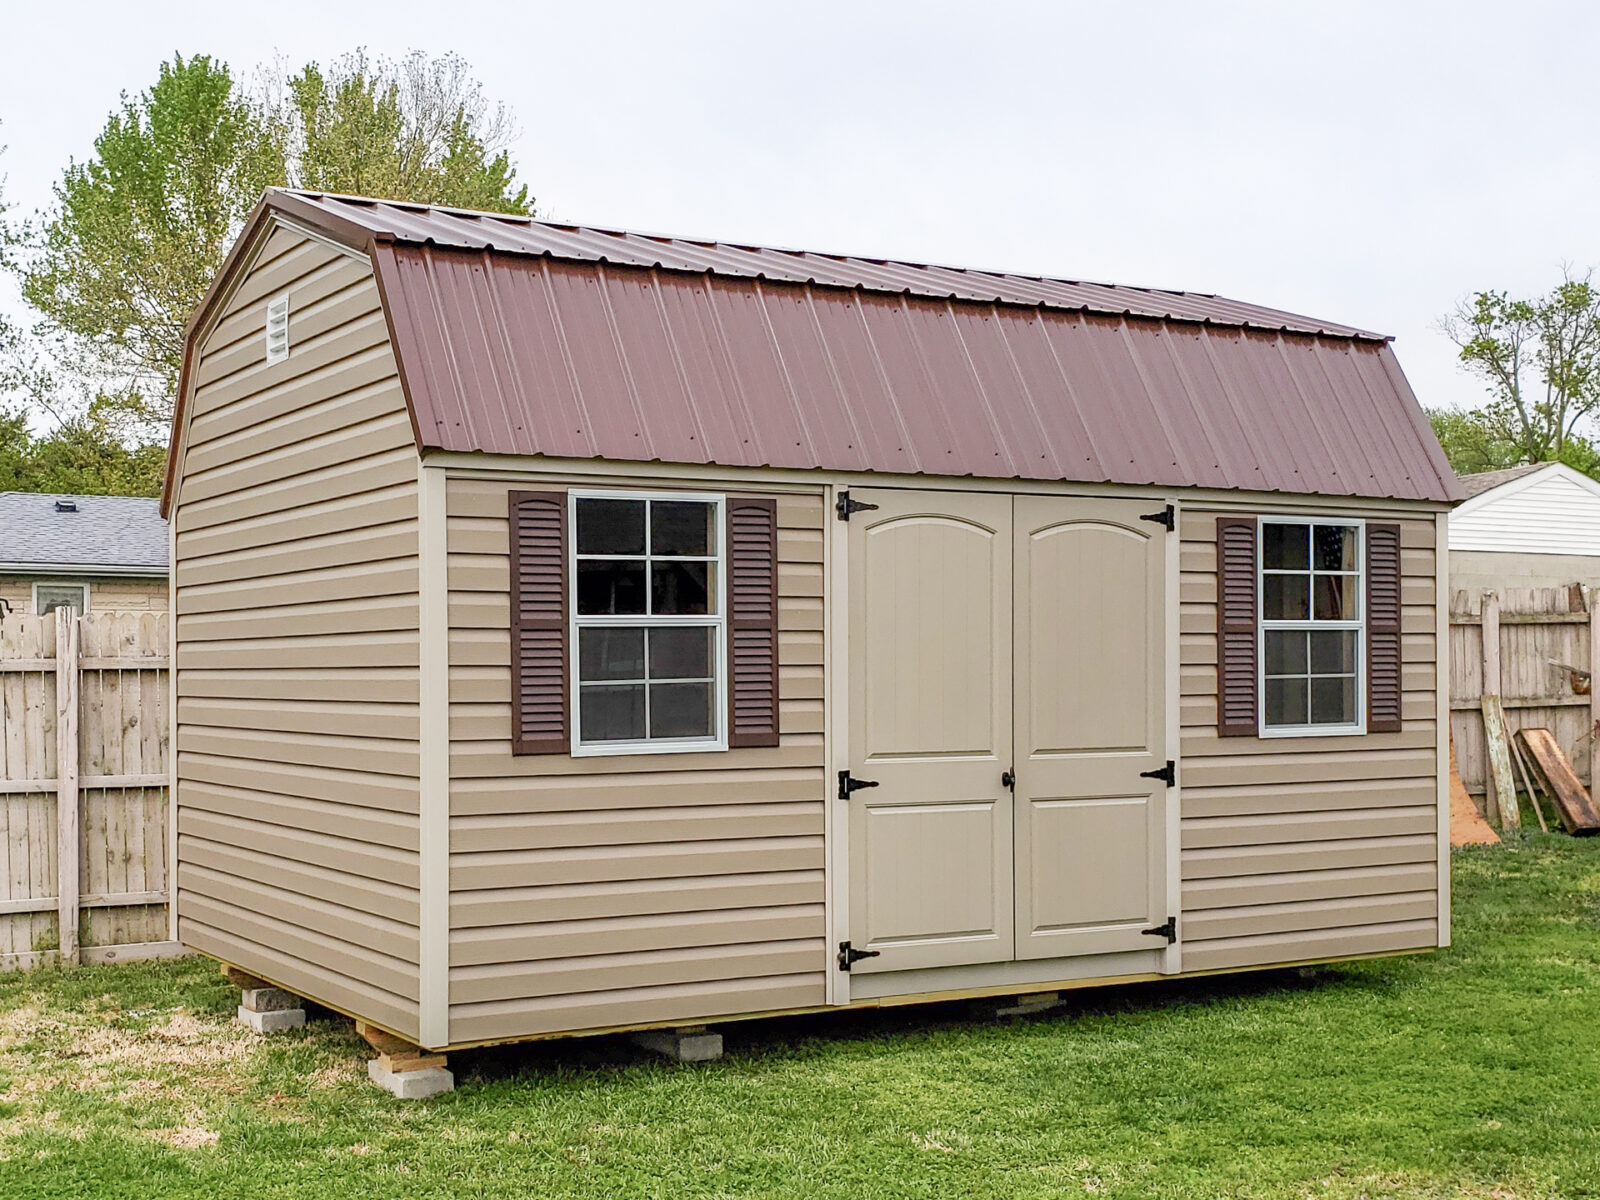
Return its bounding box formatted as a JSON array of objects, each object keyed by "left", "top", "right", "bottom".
[
  {"left": 1001, "top": 769, "right": 1015, "bottom": 792},
  {"left": 836, "top": 491, "right": 879, "bottom": 521},
  {"left": 838, "top": 770, "right": 880, "bottom": 799},
  {"left": 1142, "top": 916, "right": 1178, "bottom": 944},
  {"left": 1140, "top": 760, "right": 1176, "bottom": 787},
  {"left": 838, "top": 941, "right": 881, "bottom": 971},
  {"left": 1140, "top": 504, "right": 1175, "bottom": 531}
]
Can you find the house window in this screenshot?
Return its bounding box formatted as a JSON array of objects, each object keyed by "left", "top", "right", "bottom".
[
  {"left": 570, "top": 491, "right": 725, "bottom": 755},
  {"left": 34, "top": 583, "right": 89, "bottom": 616},
  {"left": 1259, "top": 519, "right": 1363, "bottom": 734}
]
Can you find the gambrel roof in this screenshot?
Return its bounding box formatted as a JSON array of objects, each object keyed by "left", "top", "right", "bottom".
[{"left": 164, "top": 190, "right": 1462, "bottom": 512}]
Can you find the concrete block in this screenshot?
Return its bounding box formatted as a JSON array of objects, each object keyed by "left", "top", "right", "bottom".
[
  {"left": 240, "top": 986, "right": 300, "bottom": 1013},
  {"left": 369, "top": 1058, "right": 454, "bottom": 1099},
  {"left": 238, "top": 1004, "right": 306, "bottom": 1034},
  {"left": 631, "top": 1027, "right": 724, "bottom": 1062},
  {"left": 969, "top": 992, "right": 1061, "bottom": 1020}
]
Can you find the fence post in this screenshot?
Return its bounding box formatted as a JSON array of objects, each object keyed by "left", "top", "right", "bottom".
[
  {"left": 1590, "top": 590, "right": 1600, "bottom": 795},
  {"left": 55, "top": 608, "right": 79, "bottom": 965}
]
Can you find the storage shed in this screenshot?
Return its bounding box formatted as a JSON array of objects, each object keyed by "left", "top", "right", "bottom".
[{"left": 162, "top": 189, "right": 1461, "bottom": 1067}]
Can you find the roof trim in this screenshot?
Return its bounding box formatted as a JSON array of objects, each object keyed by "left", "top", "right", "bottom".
[
  {"left": 1453, "top": 461, "right": 1600, "bottom": 517},
  {"left": 0, "top": 563, "right": 168, "bottom": 578}
]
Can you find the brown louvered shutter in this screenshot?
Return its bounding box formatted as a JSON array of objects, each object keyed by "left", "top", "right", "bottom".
[
  {"left": 1216, "top": 516, "right": 1259, "bottom": 737},
  {"left": 1365, "top": 523, "right": 1403, "bottom": 733},
  {"left": 509, "top": 490, "right": 569, "bottom": 755},
  {"left": 727, "top": 496, "right": 780, "bottom": 748}
]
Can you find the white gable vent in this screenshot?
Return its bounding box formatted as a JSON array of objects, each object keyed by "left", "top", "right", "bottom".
[{"left": 265, "top": 293, "right": 290, "bottom": 365}]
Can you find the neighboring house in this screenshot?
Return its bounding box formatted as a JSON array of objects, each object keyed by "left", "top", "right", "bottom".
[
  {"left": 161, "top": 189, "right": 1460, "bottom": 1066},
  {"left": 0, "top": 492, "right": 168, "bottom": 617},
  {"left": 1449, "top": 462, "right": 1600, "bottom": 594}
]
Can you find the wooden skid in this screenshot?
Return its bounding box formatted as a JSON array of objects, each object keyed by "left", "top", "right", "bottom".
[{"left": 1515, "top": 728, "right": 1600, "bottom": 835}]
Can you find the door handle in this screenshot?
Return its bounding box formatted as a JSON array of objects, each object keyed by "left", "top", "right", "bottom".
[{"left": 1001, "top": 769, "right": 1015, "bottom": 791}]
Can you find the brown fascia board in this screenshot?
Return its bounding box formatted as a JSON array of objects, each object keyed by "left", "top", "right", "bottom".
[{"left": 160, "top": 190, "right": 391, "bottom": 517}]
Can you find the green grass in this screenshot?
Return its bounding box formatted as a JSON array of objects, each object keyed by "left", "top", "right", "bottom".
[{"left": 2, "top": 838, "right": 1599, "bottom": 1198}]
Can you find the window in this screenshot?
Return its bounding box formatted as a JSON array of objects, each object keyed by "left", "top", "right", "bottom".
[
  {"left": 570, "top": 491, "right": 725, "bottom": 754},
  {"left": 34, "top": 583, "right": 88, "bottom": 617},
  {"left": 1259, "top": 519, "right": 1363, "bottom": 734}
]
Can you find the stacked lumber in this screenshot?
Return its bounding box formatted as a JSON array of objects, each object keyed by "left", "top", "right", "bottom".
[{"left": 1515, "top": 729, "right": 1600, "bottom": 836}]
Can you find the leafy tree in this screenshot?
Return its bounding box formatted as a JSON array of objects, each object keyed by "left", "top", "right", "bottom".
[
  {"left": 8, "top": 50, "right": 532, "bottom": 429},
  {"left": 0, "top": 399, "right": 165, "bottom": 496},
  {"left": 16, "top": 55, "right": 281, "bottom": 416},
  {"left": 284, "top": 50, "right": 529, "bottom": 213},
  {"left": 1428, "top": 405, "right": 1600, "bottom": 481},
  {"left": 1440, "top": 272, "right": 1600, "bottom": 465}
]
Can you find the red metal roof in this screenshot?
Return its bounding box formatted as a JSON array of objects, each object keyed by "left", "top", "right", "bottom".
[
  {"left": 168, "top": 191, "right": 1461, "bottom": 507},
  {"left": 275, "top": 189, "right": 1387, "bottom": 340}
]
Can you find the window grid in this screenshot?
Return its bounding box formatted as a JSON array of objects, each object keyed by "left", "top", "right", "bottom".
[
  {"left": 570, "top": 491, "right": 726, "bottom": 756},
  {"left": 1258, "top": 517, "right": 1365, "bottom": 737}
]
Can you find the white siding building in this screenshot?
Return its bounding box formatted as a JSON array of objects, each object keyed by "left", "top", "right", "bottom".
[{"left": 1450, "top": 463, "right": 1600, "bottom": 593}]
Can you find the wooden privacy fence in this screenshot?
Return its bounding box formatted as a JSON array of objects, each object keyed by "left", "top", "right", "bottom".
[
  {"left": 1449, "top": 585, "right": 1600, "bottom": 821},
  {"left": 0, "top": 609, "right": 179, "bottom": 969}
]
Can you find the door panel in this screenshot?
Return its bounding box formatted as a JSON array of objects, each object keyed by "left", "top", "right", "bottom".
[
  {"left": 1013, "top": 496, "right": 1168, "bottom": 959},
  {"left": 847, "top": 489, "right": 1013, "bottom": 972}
]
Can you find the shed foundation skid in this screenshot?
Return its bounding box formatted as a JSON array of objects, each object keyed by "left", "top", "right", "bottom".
[
  {"left": 233, "top": 975, "right": 306, "bottom": 1035},
  {"left": 630, "top": 1027, "right": 725, "bottom": 1063},
  {"left": 359, "top": 1022, "right": 454, "bottom": 1098},
  {"left": 969, "top": 992, "right": 1063, "bottom": 1020}
]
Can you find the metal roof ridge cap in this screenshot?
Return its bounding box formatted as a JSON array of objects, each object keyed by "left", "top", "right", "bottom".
[
  {"left": 407, "top": 243, "right": 1394, "bottom": 342},
  {"left": 292, "top": 193, "right": 1343, "bottom": 314}
]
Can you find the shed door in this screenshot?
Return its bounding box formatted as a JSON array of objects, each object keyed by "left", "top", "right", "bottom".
[
  {"left": 846, "top": 489, "right": 1014, "bottom": 973},
  {"left": 1012, "top": 496, "right": 1169, "bottom": 958}
]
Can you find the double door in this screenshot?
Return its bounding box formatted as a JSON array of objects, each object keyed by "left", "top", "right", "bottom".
[{"left": 845, "top": 488, "right": 1172, "bottom": 975}]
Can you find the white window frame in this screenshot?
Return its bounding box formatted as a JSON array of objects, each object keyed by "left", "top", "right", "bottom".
[
  {"left": 1258, "top": 516, "right": 1365, "bottom": 738},
  {"left": 32, "top": 581, "right": 90, "bottom": 616},
  {"left": 568, "top": 489, "right": 727, "bottom": 757}
]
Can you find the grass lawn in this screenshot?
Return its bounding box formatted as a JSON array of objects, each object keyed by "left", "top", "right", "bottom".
[{"left": 1, "top": 838, "right": 1598, "bottom": 1199}]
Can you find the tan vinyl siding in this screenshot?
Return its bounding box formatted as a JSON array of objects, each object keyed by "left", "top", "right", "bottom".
[
  {"left": 1177, "top": 509, "right": 1440, "bottom": 973},
  {"left": 443, "top": 476, "right": 827, "bottom": 1044},
  {"left": 0, "top": 576, "right": 167, "bottom": 614},
  {"left": 171, "top": 226, "right": 422, "bottom": 1039}
]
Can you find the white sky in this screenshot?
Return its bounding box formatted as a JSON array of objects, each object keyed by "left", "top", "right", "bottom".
[{"left": 3, "top": 0, "right": 1595, "bottom": 419}]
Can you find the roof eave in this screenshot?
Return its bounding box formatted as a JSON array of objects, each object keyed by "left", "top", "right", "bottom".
[{"left": 0, "top": 563, "right": 168, "bottom": 577}]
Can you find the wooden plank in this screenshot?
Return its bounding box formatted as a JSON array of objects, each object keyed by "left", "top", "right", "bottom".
[
  {"left": 1590, "top": 591, "right": 1599, "bottom": 804},
  {"left": 1516, "top": 728, "right": 1600, "bottom": 835},
  {"left": 0, "top": 775, "right": 172, "bottom": 795},
  {"left": 1450, "top": 612, "right": 1592, "bottom": 626},
  {"left": 1448, "top": 737, "right": 1498, "bottom": 846},
  {"left": 1507, "top": 728, "right": 1550, "bottom": 834},
  {"left": 1480, "top": 695, "right": 1520, "bottom": 832},
  {"left": 23, "top": 618, "right": 52, "bottom": 955},
  {"left": 0, "top": 890, "right": 172, "bottom": 916},
  {"left": 0, "top": 658, "right": 169, "bottom": 672},
  {"left": 55, "top": 609, "right": 79, "bottom": 964},
  {"left": 1449, "top": 695, "right": 1590, "bottom": 711},
  {"left": 1479, "top": 593, "right": 1511, "bottom": 828}
]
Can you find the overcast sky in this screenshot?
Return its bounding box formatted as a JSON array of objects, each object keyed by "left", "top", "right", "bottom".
[{"left": 3, "top": 0, "right": 1594, "bottom": 419}]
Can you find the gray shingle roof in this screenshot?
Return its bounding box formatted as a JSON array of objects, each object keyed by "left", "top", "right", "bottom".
[
  {"left": 1456, "top": 462, "right": 1552, "bottom": 499},
  {"left": 0, "top": 493, "right": 167, "bottom": 574}
]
